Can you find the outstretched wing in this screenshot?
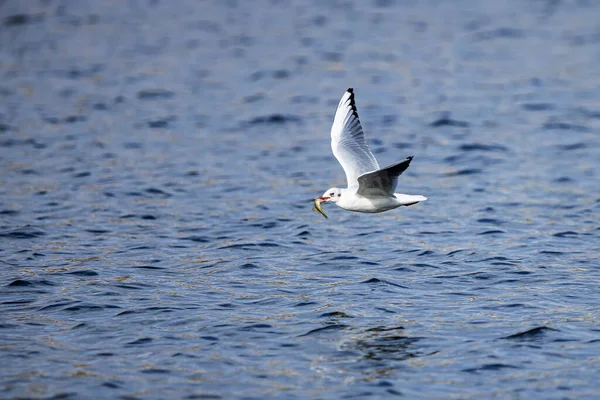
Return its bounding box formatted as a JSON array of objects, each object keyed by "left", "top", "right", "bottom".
[
  {"left": 330, "top": 88, "right": 379, "bottom": 189},
  {"left": 356, "top": 156, "right": 413, "bottom": 197}
]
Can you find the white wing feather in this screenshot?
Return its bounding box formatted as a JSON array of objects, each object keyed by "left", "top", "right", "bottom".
[{"left": 330, "top": 88, "right": 379, "bottom": 189}]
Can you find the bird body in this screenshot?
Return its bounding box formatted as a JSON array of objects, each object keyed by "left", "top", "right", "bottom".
[
  {"left": 315, "top": 88, "right": 427, "bottom": 217},
  {"left": 322, "top": 188, "right": 427, "bottom": 214}
]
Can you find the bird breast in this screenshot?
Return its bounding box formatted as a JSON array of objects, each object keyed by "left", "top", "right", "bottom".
[{"left": 337, "top": 193, "right": 400, "bottom": 213}]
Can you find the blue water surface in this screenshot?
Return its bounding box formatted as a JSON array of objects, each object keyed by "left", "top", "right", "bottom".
[{"left": 1, "top": 1, "right": 600, "bottom": 398}]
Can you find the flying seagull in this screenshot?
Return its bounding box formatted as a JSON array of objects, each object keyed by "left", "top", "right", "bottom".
[{"left": 314, "top": 88, "right": 427, "bottom": 217}]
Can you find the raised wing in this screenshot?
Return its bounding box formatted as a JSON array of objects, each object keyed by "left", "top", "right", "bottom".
[
  {"left": 330, "top": 88, "right": 379, "bottom": 189},
  {"left": 356, "top": 156, "right": 413, "bottom": 197}
]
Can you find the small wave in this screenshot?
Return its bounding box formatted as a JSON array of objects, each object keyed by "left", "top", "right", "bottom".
[
  {"left": 319, "top": 311, "right": 353, "bottom": 319},
  {"left": 126, "top": 337, "right": 153, "bottom": 346},
  {"left": 245, "top": 114, "right": 302, "bottom": 126},
  {"left": 0, "top": 210, "right": 19, "bottom": 215},
  {"left": 7, "top": 279, "right": 54, "bottom": 287},
  {"left": 181, "top": 236, "right": 210, "bottom": 243},
  {"left": 521, "top": 103, "right": 554, "bottom": 111},
  {"left": 85, "top": 229, "right": 111, "bottom": 234},
  {"left": 445, "top": 168, "right": 483, "bottom": 176},
  {"left": 478, "top": 230, "right": 505, "bottom": 235},
  {"left": 4, "top": 13, "right": 43, "bottom": 26},
  {"left": 0, "top": 138, "right": 45, "bottom": 148},
  {"left": 142, "top": 368, "right": 170, "bottom": 374},
  {"left": 459, "top": 143, "right": 508, "bottom": 152},
  {"left": 463, "top": 363, "right": 519, "bottom": 373},
  {"left": 330, "top": 255, "right": 359, "bottom": 261},
  {"left": 133, "top": 265, "right": 165, "bottom": 270},
  {"left": 293, "top": 301, "right": 317, "bottom": 307},
  {"left": 553, "top": 231, "right": 578, "bottom": 238},
  {"left": 361, "top": 278, "right": 408, "bottom": 288},
  {"left": 0, "top": 227, "right": 45, "bottom": 239},
  {"left": 543, "top": 121, "right": 589, "bottom": 132},
  {"left": 65, "top": 270, "right": 98, "bottom": 276},
  {"left": 239, "top": 323, "right": 273, "bottom": 331},
  {"left": 557, "top": 142, "right": 587, "bottom": 151},
  {"left": 64, "top": 304, "right": 112, "bottom": 312},
  {"left": 503, "top": 326, "right": 558, "bottom": 340},
  {"left": 410, "top": 263, "right": 439, "bottom": 269},
  {"left": 430, "top": 117, "right": 469, "bottom": 128},
  {"left": 39, "top": 302, "right": 78, "bottom": 311},
  {"left": 477, "top": 218, "right": 504, "bottom": 225},
  {"left": 145, "top": 187, "right": 172, "bottom": 197},
  {"left": 137, "top": 89, "right": 175, "bottom": 100},
  {"left": 299, "top": 324, "right": 347, "bottom": 337}
]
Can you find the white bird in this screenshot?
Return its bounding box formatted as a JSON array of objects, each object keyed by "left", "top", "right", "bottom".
[{"left": 316, "top": 88, "right": 427, "bottom": 216}]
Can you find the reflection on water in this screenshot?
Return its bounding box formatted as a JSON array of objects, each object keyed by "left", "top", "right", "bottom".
[{"left": 351, "top": 326, "right": 420, "bottom": 363}]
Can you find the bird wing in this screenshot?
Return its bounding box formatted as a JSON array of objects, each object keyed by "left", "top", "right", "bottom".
[
  {"left": 330, "top": 88, "right": 380, "bottom": 189},
  {"left": 356, "top": 156, "right": 413, "bottom": 197}
]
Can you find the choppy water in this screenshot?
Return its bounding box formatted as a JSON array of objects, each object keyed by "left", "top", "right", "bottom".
[{"left": 2, "top": 1, "right": 600, "bottom": 398}]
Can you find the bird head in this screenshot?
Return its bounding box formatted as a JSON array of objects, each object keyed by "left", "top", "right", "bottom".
[{"left": 318, "top": 188, "right": 343, "bottom": 204}]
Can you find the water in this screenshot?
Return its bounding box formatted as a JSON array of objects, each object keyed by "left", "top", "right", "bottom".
[{"left": 1, "top": 0, "right": 600, "bottom": 398}]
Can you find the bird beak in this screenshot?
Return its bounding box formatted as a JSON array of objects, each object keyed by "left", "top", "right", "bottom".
[{"left": 317, "top": 196, "right": 331, "bottom": 202}]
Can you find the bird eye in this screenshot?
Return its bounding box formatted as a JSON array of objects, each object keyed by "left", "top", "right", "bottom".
[{"left": 338, "top": 193, "right": 341, "bottom": 197}]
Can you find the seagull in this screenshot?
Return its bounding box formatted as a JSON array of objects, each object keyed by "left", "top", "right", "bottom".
[{"left": 316, "top": 88, "right": 427, "bottom": 216}]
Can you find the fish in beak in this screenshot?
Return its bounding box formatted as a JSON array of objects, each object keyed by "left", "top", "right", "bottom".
[{"left": 312, "top": 196, "right": 330, "bottom": 219}]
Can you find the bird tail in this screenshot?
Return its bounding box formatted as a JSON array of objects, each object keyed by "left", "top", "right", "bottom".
[{"left": 394, "top": 194, "right": 427, "bottom": 206}]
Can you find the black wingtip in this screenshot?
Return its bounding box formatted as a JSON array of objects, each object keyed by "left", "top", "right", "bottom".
[
  {"left": 346, "top": 88, "right": 359, "bottom": 119},
  {"left": 407, "top": 155, "right": 414, "bottom": 161}
]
